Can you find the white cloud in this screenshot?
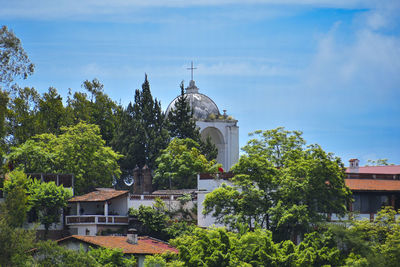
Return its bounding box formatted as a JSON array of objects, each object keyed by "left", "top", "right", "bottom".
[
  {"left": 363, "top": 0, "right": 400, "bottom": 30},
  {"left": 303, "top": 0, "right": 400, "bottom": 105}
]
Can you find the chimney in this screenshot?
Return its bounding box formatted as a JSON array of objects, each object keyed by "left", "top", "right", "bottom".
[
  {"left": 127, "top": 228, "right": 138, "bottom": 245},
  {"left": 349, "top": 159, "right": 359, "bottom": 173}
]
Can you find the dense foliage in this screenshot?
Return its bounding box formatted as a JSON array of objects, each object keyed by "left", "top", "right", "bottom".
[
  {"left": 1, "top": 170, "right": 31, "bottom": 227},
  {"left": 144, "top": 226, "right": 342, "bottom": 267},
  {"left": 3, "top": 170, "right": 72, "bottom": 235},
  {"left": 128, "top": 197, "right": 196, "bottom": 241},
  {"left": 32, "top": 241, "right": 137, "bottom": 267},
  {"left": 154, "top": 138, "right": 220, "bottom": 189},
  {"left": 28, "top": 178, "right": 72, "bottom": 235},
  {"left": 5, "top": 81, "right": 120, "bottom": 147},
  {"left": 204, "top": 127, "right": 352, "bottom": 240},
  {"left": 7, "top": 122, "right": 122, "bottom": 194},
  {"left": 68, "top": 79, "right": 121, "bottom": 145},
  {"left": 112, "top": 75, "right": 170, "bottom": 174},
  {"left": 0, "top": 217, "right": 36, "bottom": 267},
  {"left": 331, "top": 207, "right": 400, "bottom": 267}
]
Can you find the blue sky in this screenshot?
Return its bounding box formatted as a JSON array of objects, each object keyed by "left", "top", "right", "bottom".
[{"left": 1, "top": 0, "right": 399, "bottom": 165}]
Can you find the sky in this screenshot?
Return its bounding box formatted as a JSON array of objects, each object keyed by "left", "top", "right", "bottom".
[{"left": 1, "top": 0, "right": 399, "bottom": 165}]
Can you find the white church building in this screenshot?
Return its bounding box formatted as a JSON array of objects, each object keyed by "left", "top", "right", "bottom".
[{"left": 166, "top": 78, "right": 239, "bottom": 170}]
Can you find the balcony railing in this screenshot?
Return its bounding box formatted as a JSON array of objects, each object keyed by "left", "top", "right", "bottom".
[{"left": 66, "top": 215, "right": 129, "bottom": 225}]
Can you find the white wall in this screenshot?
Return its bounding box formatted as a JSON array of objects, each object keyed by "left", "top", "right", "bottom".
[
  {"left": 197, "top": 176, "right": 234, "bottom": 228},
  {"left": 197, "top": 192, "right": 225, "bottom": 228},
  {"left": 68, "top": 225, "right": 98, "bottom": 236},
  {"left": 128, "top": 196, "right": 196, "bottom": 218},
  {"left": 110, "top": 196, "right": 128, "bottom": 216}
]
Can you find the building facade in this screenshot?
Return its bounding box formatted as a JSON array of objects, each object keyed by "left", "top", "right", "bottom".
[{"left": 341, "top": 159, "right": 400, "bottom": 221}]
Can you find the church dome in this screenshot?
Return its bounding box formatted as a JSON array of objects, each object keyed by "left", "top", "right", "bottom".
[{"left": 166, "top": 80, "right": 220, "bottom": 120}]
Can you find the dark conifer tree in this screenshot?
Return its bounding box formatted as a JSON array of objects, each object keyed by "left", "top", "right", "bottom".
[
  {"left": 167, "top": 82, "right": 199, "bottom": 139},
  {"left": 112, "top": 75, "right": 170, "bottom": 172}
]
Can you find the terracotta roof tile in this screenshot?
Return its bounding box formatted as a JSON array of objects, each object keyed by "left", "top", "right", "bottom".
[
  {"left": 345, "top": 179, "right": 400, "bottom": 191},
  {"left": 69, "top": 189, "right": 128, "bottom": 202},
  {"left": 346, "top": 165, "right": 400, "bottom": 175},
  {"left": 58, "top": 235, "right": 178, "bottom": 255}
]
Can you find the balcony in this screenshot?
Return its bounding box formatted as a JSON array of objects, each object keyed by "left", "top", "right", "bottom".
[{"left": 66, "top": 215, "right": 129, "bottom": 225}]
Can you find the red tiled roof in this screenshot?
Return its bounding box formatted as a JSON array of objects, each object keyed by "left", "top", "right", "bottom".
[
  {"left": 69, "top": 189, "right": 128, "bottom": 202},
  {"left": 57, "top": 235, "right": 178, "bottom": 255},
  {"left": 345, "top": 179, "right": 400, "bottom": 192},
  {"left": 346, "top": 165, "right": 400, "bottom": 175}
]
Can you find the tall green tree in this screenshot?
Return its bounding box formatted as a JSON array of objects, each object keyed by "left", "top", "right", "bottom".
[
  {"left": 0, "top": 25, "right": 34, "bottom": 89},
  {"left": 167, "top": 82, "right": 199, "bottom": 140},
  {"left": 67, "top": 79, "right": 121, "bottom": 145},
  {"left": 6, "top": 86, "right": 41, "bottom": 146},
  {"left": 0, "top": 171, "right": 35, "bottom": 267},
  {"left": 5, "top": 86, "right": 70, "bottom": 150},
  {"left": 153, "top": 138, "right": 219, "bottom": 189},
  {"left": 204, "top": 127, "right": 352, "bottom": 241},
  {"left": 0, "top": 25, "right": 34, "bottom": 173},
  {"left": 29, "top": 179, "right": 72, "bottom": 237},
  {"left": 7, "top": 122, "right": 122, "bottom": 194},
  {"left": 112, "top": 75, "right": 170, "bottom": 171},
  {"left": 37, "top": 87, "right": 67, "bottom": 135},
  {"left": 1, "top": 170, "right": 31, "bottom": 228}
]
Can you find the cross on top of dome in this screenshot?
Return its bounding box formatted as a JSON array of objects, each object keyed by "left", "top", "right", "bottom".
[{"left": 187, "top": 61, "right": 197, "bottom": 81}]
